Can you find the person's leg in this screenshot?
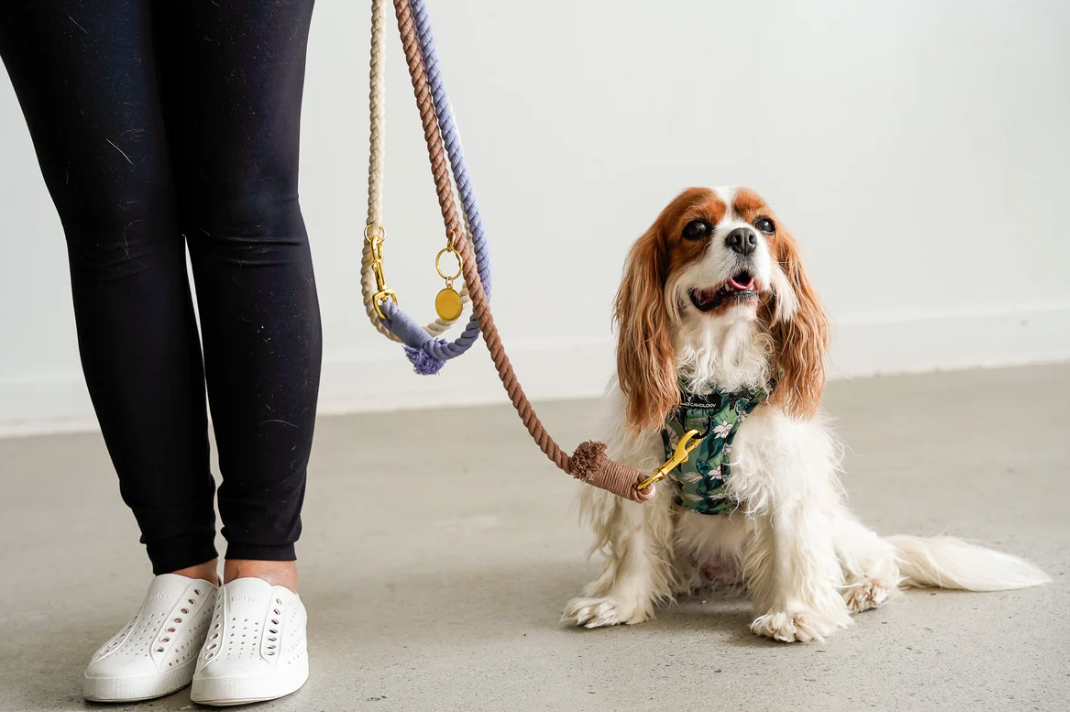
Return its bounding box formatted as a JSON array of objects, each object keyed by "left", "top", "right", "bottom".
[
  {"left": 1, "top": 2, "right": 223, "bottom": 702},
  {"left": 0, "top": 0, "right": 218, "bottom": 575},
  {"left": 155, "top": 0, "right": 322, "bottom": 593}
]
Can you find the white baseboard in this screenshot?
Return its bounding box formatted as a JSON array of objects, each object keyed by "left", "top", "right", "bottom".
[
  {"left": 828, "top": 306, "right": 1070, "bottom": 379},
  {"left": 0, "top": 376, "right": 98, "bottom": 438},
  {"left": 2, "top": 307, "right": 1068, "bottom": 438}
]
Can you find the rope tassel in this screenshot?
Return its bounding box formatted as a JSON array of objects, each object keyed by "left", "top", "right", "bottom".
[{"left": 404, "top": 343, "right": 447, "bottom": 375}]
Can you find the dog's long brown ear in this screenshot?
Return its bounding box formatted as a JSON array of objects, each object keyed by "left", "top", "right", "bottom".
[
  {"left": 764, "top": 227, "right": 830, "bottom": 420},
  {"left": 614, "top": 221, "right": 677, "bottom": 434}
]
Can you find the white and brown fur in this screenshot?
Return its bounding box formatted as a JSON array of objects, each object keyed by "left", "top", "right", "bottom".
[{"left": 563, "top": 187, "right": 1049, "bottom": 642}]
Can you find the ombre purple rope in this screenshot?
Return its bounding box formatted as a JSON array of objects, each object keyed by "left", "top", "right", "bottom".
[{"left": 378, "top": 0, "right": 492, "bottom": 373}]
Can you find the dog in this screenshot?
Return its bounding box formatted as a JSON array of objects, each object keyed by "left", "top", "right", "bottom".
[{"left": 562, "top": 186, "right": 1049, "bottom": 642}]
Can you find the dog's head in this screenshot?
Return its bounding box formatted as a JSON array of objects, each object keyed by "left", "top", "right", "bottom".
[{"left": 614, "top": 187, "right": 829, "bottom": 433}]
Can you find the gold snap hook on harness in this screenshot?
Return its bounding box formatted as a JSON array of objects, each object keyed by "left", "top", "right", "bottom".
[
  {"left": 636, "top": 429, "right": 703, "bottom": 493},
  {"left": 365, "top": 224, "right": 398, "bottom": 320}
]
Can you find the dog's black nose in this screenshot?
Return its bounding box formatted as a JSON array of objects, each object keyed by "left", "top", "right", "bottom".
[{"left": 725, "top": 227, "right": 758, "bottom": 256}]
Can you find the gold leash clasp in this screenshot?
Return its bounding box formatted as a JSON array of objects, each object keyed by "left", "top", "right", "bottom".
[
  {"left": 366, "top": 224, "right": 398, "bottom": 320},
  {"left": 635, "top": 429, "right": 703, "bottom": 493}
]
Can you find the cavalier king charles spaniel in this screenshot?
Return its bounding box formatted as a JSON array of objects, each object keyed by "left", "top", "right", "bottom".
[{"left": 563, "top": 187, "right": 1048, "bottom": 642}]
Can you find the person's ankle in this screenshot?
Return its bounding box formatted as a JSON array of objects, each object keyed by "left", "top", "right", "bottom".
[
  {"left": 171, "top": 559, "right": 220, "bottom": 585},
  {"left": 223, "top": 559, "right": 297, "bottom": 593}
]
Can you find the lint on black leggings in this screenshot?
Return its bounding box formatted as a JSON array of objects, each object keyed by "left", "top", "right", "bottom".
[{"left": 0, "top": 0, "right": 322, "bottom": 573}]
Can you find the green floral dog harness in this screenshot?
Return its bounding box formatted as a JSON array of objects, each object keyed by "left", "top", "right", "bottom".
[{"left": 661, "top": 382, "right": 773, "bottom": 515}]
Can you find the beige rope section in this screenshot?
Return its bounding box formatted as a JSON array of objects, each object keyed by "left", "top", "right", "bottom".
[
  {"left": 361, "top": 0, "right": 468, "bottom": 342},
  {"left": 391, "top": 0, "right": 654, "bottom": 503}
]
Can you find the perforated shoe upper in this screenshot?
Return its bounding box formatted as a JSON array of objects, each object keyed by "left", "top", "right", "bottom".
[
  {"left": 196, "top": 577, "right": 308, "bottom": 679},
  {"left": 86, "top": 574, "right": 218, "bottom": 680}
]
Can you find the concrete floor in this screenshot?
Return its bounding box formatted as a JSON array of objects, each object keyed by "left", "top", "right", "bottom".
[{"left": 0, "top": 365, "right": 1067, "bottom": 712}]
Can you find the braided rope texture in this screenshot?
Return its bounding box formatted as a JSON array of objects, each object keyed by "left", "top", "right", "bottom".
[
  {"left": 373, "top": 0, "right": 491, "bottom": 363},
  {"left": 361, "top": 0, "right": 467, "bottom": 342},
  {"left": 366, "top": 0, "right": 386, "bottom": 228},
  {"left": 400, "top": 0, "right": 652, "bottom": 502}
]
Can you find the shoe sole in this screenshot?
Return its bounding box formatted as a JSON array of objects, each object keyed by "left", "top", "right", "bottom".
[
  {"left": 83, "top": 659, "right": 196, "bottom": 702},
  {"left": 190, "top": 663, "right": 309, "bottom": 707}
]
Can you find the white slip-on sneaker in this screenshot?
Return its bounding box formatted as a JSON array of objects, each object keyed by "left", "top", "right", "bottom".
[
  {"left": 83, "top": 574, "right": 218, "bottom": 702},
  {"left": 190, "top": 578, "right": 309, "bottom": 707}
]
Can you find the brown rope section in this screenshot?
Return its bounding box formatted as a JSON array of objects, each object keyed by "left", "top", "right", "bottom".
[
  {"left": 393, "top": 1, "right": 464, "bottom": 240},
  {"left": 391, "top": 0, "right": 654, "bottom": 503},
  {"left": 454, "top": 236, "right": 656, "bottom": 503}
]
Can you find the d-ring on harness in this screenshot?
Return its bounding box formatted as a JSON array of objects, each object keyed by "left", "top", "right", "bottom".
[{"left": 361, "top": 0, "right": 701, "bottom": 503}]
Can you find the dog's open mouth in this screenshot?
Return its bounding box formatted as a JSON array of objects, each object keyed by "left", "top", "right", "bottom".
[{"left": 689, "top": 271, "right": 759, "bottom": 312}]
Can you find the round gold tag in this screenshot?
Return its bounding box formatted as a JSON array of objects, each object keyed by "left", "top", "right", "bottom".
[{"left": 435, "top": 287, "right": 463, "bottom": 321}]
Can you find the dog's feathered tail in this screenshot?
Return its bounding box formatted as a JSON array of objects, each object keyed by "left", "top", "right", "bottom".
[{"left": 887, "top": 535, "right": 1049, "bottom": 591}]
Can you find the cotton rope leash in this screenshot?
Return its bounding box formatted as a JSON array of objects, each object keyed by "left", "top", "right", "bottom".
[
  {"left": 391, "top": 0, "right": 655, "bottom": 503},
  {"left": 380, "top": 0, "right": 492, "bottom": 371},
  {"left": 362, "top": 0, "right": 493, "bottom": 375},
  {"left": 360, "top": 0, "right": 471, "bottom": 348}
]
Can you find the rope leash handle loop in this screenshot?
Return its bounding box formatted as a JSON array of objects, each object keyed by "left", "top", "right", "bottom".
[
  {"left": 361, "top": 0, "right": 471, "bottom": 346},
  {"left": 354, "top": 0, "right": 494, "bottom": 371},
  {"left": 394, "top": 0, "right": 495, "bottom": 368},
  {"left": 384, "top": 0, "right": 492, "bottom": 365},
  {"left": 397, "top": 0, "right": 654, "bottom": 503}
]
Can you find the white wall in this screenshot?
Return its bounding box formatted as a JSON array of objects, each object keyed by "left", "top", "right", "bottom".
[{"left": 2, "top": 0, "right": 1069, "bottom": 435}]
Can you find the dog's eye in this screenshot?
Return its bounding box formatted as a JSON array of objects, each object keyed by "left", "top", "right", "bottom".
[
  {"left": 755, "top": 217, "right": 775, "bottom": 234},
  {"left": 683, "top": 220, "right": 712, "bottom": 240}
]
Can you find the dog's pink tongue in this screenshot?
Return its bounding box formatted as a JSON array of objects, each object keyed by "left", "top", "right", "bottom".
[{"left": 729, "top": 276, "right": 755, "bottom": 291}]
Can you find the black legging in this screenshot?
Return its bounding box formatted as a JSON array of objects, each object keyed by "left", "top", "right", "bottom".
[{"left": 0, "top": 0, "right": 321, "bottom": 573}]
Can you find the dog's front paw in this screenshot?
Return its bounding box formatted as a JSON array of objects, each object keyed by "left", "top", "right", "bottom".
[
  {"left": 562, "top": 596, "right": 652, "bottom": 629},
  {"left": 750, "top": 609, "right": 849, "bottom": 643},
  {"left": 842, "top": 576, "right": 897, "bottom": 614}
]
